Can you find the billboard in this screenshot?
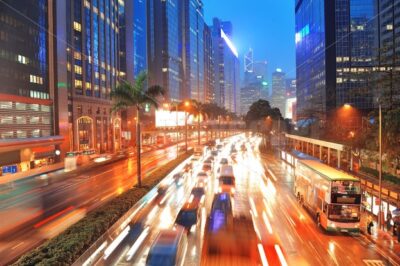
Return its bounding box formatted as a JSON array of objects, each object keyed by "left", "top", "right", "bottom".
[
  {"left": 155, "top": 110, "right": 186, "bottom": 127},
  {"left": 285, "top": 98, "right": 297, "bottom": 120}
]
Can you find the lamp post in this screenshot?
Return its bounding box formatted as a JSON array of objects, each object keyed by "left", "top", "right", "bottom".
[
  {"left": 378, "top": 103, "right": 383, "bottom": 229},
  {"left": 185, "top": 101, "right": 190, "bottom": 153},
  {"left": 164, "top": 103, "right": 179, "bottom": 158}
]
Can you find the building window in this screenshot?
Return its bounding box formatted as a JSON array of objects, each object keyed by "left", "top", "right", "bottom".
[
  {"left": 387, "top": 24, "right": 393, "bottom": 31},
  {"left": 29, "top": 74, "right": 43, "bottom": 84},
  {"left": 16, "top": 130, "right": 27, "bottom": 138},
  {"left": 42, "top": 130, "right": 50, "bottom": 137},
  {"left": 41, "top": 105, "right": 50, "bottom": 112},
  {"left": 31, "top": 129, "right": 41, "bottom": 138},
  {"left": 0, "top": 101, "right": 12, "bottom": 109},
  {"left": 74, "top": 65, "right": 83, "bottom": 75},
  {"left": 1, "top": 131, "right": 14, "bottom": 139},
  {"left": 77, "top": 105, "right": 83, "bottom": 115},
  {"left": 42, "top": 116, "right": 50, "bottom": 124},
  {"left": 73, "top": 21, "right": 82, "bottom": 32},
  {"left": 16, "top": 116, "right": 26, "bottom": 124},
  {"left": 29, "top": 104, "right": 40, "bottom": 111},
  {"left": 30, "top": 116, "right": 40, "bottom": 124},
  {"left": 1, "top": 116, "right": 13, "bottom": 124},
  {"left": 17, "top": 55, "right": 29, "bottom": 65}
]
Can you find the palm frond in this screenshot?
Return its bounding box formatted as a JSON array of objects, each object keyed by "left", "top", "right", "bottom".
[
  {"left": 142, "top": 94, "right": 160, "bottom": 109},
  {"left": 111, "top": 101, "right": 130, "bottom": 114},
  {"left": 134, "top": 71, "right": 148, "bottom": 93},
  {"left": 146, "top": 85, "right": 165, "bottom": 98},
  {"left": 111, "top": 80, "right": 136, "bottom": 104}
]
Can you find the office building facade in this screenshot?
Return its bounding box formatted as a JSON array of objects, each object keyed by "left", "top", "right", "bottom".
[
  {"left": 204, "top": 23, "right": 215, "bottom": 103},
  {"left": 56, "top": 0, "right": 123, "bottom": 155},
  {"left": 0, "top": 0, "right": 63, "bottom": 175},
  {"left": 212, "top": 18, "right": 240, "bottom": 113},
  {"left": 271, "top": 69, "right": 286, "bottom": 115},
  {"left": 181, "top": 0, "right": 205, "bottom": 102},
  {"left": 296, "top": 0, "right": 400, "bottom": 121},
  {"left": 147, "top": 0, "right": 182, "bottom": 102}
]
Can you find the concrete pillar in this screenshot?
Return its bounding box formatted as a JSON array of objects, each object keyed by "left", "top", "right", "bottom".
[
  {"left": 328, "top": 148, "right": 331, "bottom": 165},
  {"left": 337, "top": 150, "right": 341, "bottom": 168},
  {"left": 312, "top": 144, "right": 315, "bottom": 157},
  {"left": 319, "top": 145, "right": 322, "bottom": 160}
]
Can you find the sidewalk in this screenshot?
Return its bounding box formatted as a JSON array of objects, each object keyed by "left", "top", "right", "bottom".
[{"left": 360, "top": 214, "right": 400, "bottom": 262}]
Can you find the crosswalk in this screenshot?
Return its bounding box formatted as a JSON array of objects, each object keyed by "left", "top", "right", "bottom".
[{"left": 363, "top": 259, "right": 387, "bottom": 266}]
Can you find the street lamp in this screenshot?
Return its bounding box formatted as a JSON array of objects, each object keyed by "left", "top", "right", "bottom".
[{"left": 184, "top": 101, "right": 190, "bottom": 152}]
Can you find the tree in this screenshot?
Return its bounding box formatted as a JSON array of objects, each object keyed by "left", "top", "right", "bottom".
[
  {"left": 201, "top": 102, "right": 228, "bottom": 120},
  {"left": 111, "top": 71, "right": 164, "bottom": 187},
  {"left": 245, "top": 99, "right": 282, "bottom": 124}
]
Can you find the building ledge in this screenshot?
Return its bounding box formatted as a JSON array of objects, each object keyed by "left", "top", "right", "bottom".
[{"left": 0, "top": 136, "right": 64, "bottom": 153}]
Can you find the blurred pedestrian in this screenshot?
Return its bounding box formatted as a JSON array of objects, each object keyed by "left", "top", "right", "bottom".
[
  {"left": 367, "top": 219, "right": 374, "bottom": 235},
  {"left": 387, "top": 212, "right": 392, "bottom": 231}
]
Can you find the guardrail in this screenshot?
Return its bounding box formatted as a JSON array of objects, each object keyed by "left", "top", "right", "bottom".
[{"left": 72, "top": 156, "right": 192, "bottom": 266}]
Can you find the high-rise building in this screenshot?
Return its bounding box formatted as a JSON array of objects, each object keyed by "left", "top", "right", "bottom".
[
  {"left": 182, "top": 0, "right": 205, "bottom": 101},
  {"left": 204, "top": 23, "right": 215, "bottom": 103},
  {"left": 0, "top": 0, "right": 63, "bottom": 174},
  {"left": 286, "top": 78, "right": 296, "bottom": 98},
  {"left": 133, "top": 0, "right": 148, "bottom": 78},
  {"left": 147, "top": 0, "right": 182, "bottom": 101},
  {"left": 56, "top": 0, "right": 123, "bottom": 154},
  {"left": 271, "top": 69, "right": 286, "bottom": 115},
  {"left": 212, "top": 18, "right": 240, "bottom": 113},
  {"left": 296, "top": 0, "right": 400, "bottom": 121}
]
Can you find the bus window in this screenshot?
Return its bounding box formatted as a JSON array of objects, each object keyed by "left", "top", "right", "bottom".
[
  {"left": 328, "top": 204, "right": 360, "bottom": 222},
  {"left": 323, "top": 203, "right": 328, "bottom": 213}
]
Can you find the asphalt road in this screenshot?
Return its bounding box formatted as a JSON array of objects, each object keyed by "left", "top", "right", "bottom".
[{"left": 94, "top": 135, "right": 400, "bottom": 266}]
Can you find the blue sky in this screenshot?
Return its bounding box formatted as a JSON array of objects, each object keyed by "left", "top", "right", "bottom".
[{"left": 202, "top": 0, "right": 296, "bottom": 79}]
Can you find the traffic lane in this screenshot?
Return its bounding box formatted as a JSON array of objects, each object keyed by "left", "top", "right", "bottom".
[
  {"left": 0, "top": 146, "right": 183, "bottom": 264},
  {"left": 110, "top": 158, "right": 211, "bottom": 266},
  {"left": 255, "top": 150, "right": 396, "bottom": 266}
]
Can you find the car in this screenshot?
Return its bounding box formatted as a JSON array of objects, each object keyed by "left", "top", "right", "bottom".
[
  {"left": 190, "top": 186, "right": 206, "bottom": 204},
  {"left": 183, "top": 163, "right": 192, "bottom": 174},
  {"left": 241, "top": 144, "right": 247, "bottom": 152},
  {"left": 196, "top": 172, "right": 209, "bottom": 184},
  {"left": 146, "top": 227, "right": 188, "bottom": 266},
  {"left": 209, "top": 193, "right": 233, "bottom": 230},
  {"left": 173, "top": 172, "right": 186, "bottom": 186},
  {"left": 202, "top": 162, "right": 212, "bottom": 173},
  {"left": 156, "top": 185, "right": 169, "bottom": 205},
  {"left": 219, "top": 158, "right": 228, "bottom": 165},
  {"left": 211, "top": 150, "right": 218, "bottom": 156},
  {"left": 216, "top": 144, "right": 223, "bottom": 151},
  {"left": 175, "top": 201, "right": 201, "bottom": 232},
  {"left": 217, "top": 165, "right": 235, "bottom": 194},
  {"left": 206, "top": 156, "right": 215, "bottom": 162}
]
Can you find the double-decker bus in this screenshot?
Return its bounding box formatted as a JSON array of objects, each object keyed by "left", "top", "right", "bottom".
[{"left": 294, "top": 160, "right": 361, "bottom": 233}]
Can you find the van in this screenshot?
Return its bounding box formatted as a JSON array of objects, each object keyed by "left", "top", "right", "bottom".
[
  {"left": 217, "top": 165, "right": 235, "bottom": 194},
  {"left": 146, "top": 227, "right": 188, "bottom": 266},
  {"left": 175, "top": 201, "right": 201, "bottom": 232}
]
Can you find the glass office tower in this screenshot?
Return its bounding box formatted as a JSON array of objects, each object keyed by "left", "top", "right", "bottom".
[
  {"left": 147, "top": 0, "right": 182, "bottom": 101},
  {"left": 296, "top": 0, "right": 400, "bottom": 122},
  {"left": 0, "top": 0, "right": 63, "bottom": 174}
]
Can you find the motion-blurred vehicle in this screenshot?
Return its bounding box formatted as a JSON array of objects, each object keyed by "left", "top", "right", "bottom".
[
  {"left": 216, "top": 144, "right": 223, "bottom": 151},
  {"left": 201, "top": 216, "right": 260, "bottom": 265},
  {"left": 210, "top": 193, "right": 233, "bottom": 224},
  {"left": 146, "top": 227, "right": 188, "bottom": 266},
  {"left": 206, "top": 155, "right": 215, "bottom": 162},
  {"left": 183, "top": 162, "right": 192, "bottom": 174},
  {"left": 190, "top": 186, "right": 206, "bottom": 205},
  {"left": 175, "top": 201, "right": 201, "bottom": 232},
  {"left": 196, "top": 172, "right": 209, "bottom": 185},
  {"left": 241, "top": 144, "right": 247, "bottom": 152},
  {"left": 211, "top": 150, "right": 219, "bottom": 157},
  {"left": 217, "top": 165, "right": 235, "bottom": 194},
  {"left": 156, "top": 185, "right": 169, "bottom": 205},
  {"left": 202, "top": 161, "right": 213, "bottom": 173},
  {"left": 173, "top": 172, "right": 186, "bottom": 186}
]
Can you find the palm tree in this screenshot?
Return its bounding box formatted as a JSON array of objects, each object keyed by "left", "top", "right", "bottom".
[
  {"left": 111, "top": 71, "right": 164, "bottom": 187},
  {"left": 180, "top": 99, "right": 204, "bottom": 146}
]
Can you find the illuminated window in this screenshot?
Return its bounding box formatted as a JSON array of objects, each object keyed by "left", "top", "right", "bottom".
[
  {"left": 29, "top": 74, "right": 43, "bottom": 84},
  {"left": 336, "top": 78, "right": 343, "bottom": 83},
  {"left": 1, "top": 131, "right": 14, "bottom": 139},
  {"left": 101, "top": 74, "right": 106, "bottom": 81},
  {"left": 30, "top": 116, "right": 40, "bottom": 124},
  {"left": 67, "top": 62, "right": 71, "bottom": 71},
  {"left": 84, "top": 0, "right": 90, "bottom": 8},
  {"left": 16, "top": 116, "right": 26, "bottom": 124},
  {"left": 86, "top": 82, "right": 91, "bottom": 89},
  {"left": 0, "top": 101, "right": 12, "bottom": 109},
  {"left": 16, "top": 103, "right": 26, "bottom": 110},
  {"left": 387, "top": 24, "right": 393, "bottom": 30},
  {"left": 162, "top": 68, "right": 168, "bottom": 72},
  {"left": 31, "top": 129, "right": 41, "bottom": 137},
  {"left": 41, "top": 105, "right": 50, "bottom": 112},
  {"left": 16, "top": 130, "right": 26, "bottom": 138},
  {"left": 17, "top": 54, "right": 28, "bottom": 64},
  {"left": 74, "top": 52, "right": 81, "bottom": 60},
  {"left": 73, "top": 21, "right": 82, "bottom": 32},
  {"left": 74, "top": 65, "right": 82, "bottom": 75},
  {"left": 1, "top": 116, "right": 13, "bottom": 124},
  {"left": 75, "top": 79, "right": 83, "bottom": 88},
  {"left": 95, "top": 72, "right": 100, "bottom": 78}
]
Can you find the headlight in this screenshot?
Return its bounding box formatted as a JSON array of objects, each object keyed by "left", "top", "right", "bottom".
[{"left": 231, "top": 188, "right": 235, "bottom": 193}]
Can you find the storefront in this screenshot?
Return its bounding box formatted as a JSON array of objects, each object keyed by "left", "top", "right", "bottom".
[{"left": 362, "top": 188, "right": 399, "bottom": 223}]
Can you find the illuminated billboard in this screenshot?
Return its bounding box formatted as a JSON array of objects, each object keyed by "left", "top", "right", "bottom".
[
  {"left": 285, "top": 98, "right": 297, "bottom": 120},
  {"left": 155, "top": 110, "right": 186, "bottom": 127}
]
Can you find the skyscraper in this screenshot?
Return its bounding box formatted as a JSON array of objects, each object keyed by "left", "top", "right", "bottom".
[
  {"left": 182, "top": 0, "right": 205, "bottom": 101},
  {"left": 133, "top": 0, "right": 148, "bottom": 78},
  {"left": 296, "top": 0, "right": 400, "bottom": 121},
  {"left": 56, "top": 0, "right": 123, "bottom": 154},
  {"left": 147, "top": 0, "right": 182, "bottom": 101},
  {"left": 204, "top": 23, "right": 215, "bottom": 103},
  {"left": 0, "top": 0, "right": 63, "bottom": 174},
  {"left": 271, "top": 69, "right": 286, "bottom": 115},
  {"left": 212, "top": 18, "right": 240, "bottom": 113}
]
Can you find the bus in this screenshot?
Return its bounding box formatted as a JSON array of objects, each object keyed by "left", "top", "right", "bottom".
[{"left": 294, "top": 160, "right": 361, "bottom": 233}]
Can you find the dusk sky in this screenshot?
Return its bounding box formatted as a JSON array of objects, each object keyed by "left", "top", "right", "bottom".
[{"left": 203, "top": 0, "right": 296, "bottom": 79}]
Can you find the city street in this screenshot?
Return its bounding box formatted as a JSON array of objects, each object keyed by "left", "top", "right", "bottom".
[
  {"left": 0, "top": 141, "right": 195, "bottom": 265},
  {"left": 88, "top": 136, "right": 400, "bottom": 266}
]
